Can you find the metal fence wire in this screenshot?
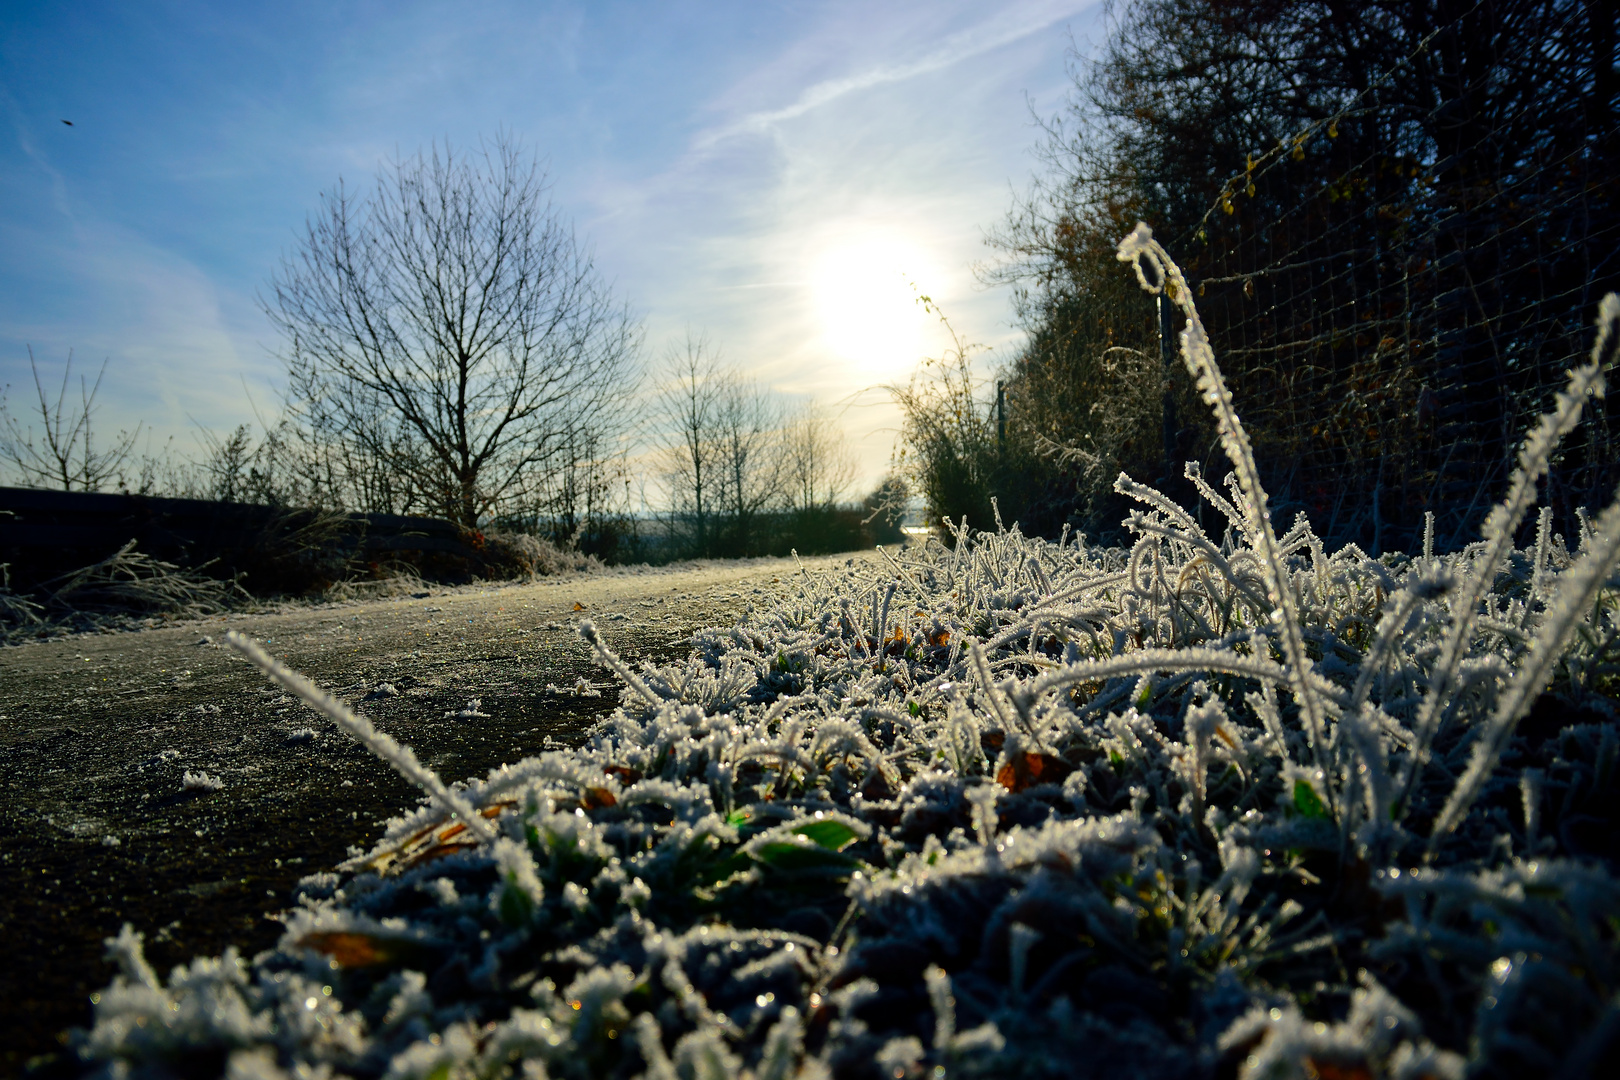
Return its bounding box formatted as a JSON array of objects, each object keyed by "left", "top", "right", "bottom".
[{"left": 1163, "top": 0, "right": 1619, "bottom": 554}]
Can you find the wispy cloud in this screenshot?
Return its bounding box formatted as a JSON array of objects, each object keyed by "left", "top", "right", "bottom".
[
  {"left": 0, "top": 82, "right": 76, "bottom": 225},
  {"left": 692, "top": 2, "right": 1090, "bottom": 152}
]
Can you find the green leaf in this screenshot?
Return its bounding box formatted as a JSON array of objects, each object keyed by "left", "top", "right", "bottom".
[
  {"left": 908, "top": 700, "right": 921, "bottom": 717},
  {"left": 1292, "top": 779, "right": 1329, "bottom": 821},
  {"left": 695, "top": 850, "right": 753, "bottom": 886},
  {"left": 792, "top": 819, "right": 859, "bottom": 852},
  {"left": 750, "top": 840, "right": 859, "bottom": 873},
  {"left": 497, "top": 879, "right": 536, "bottom": 927}
]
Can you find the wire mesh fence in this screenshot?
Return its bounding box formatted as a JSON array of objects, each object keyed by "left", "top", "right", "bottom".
[{"left": 1157, "top": 0, "right": 1619, "bottom": 554}]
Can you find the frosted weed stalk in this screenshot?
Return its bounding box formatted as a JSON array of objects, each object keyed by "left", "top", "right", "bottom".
[{"left": 76, "top": 232, "right": 1620, "bottom": 1080}]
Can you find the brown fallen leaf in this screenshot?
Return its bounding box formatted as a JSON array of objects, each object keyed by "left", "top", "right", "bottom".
[
  {"left": 996, "top": 750, "right": 1073, "bottom": 793},
  {"left": 353, "top": 800, "right": 517, "bottom": 876},
  {"left": 572, "top": 602, "right": 586, "bottom": 611},
  {"left": 883, "top": 628, "right": 909, "bottom": 656},
  {"left": 297, "top": 931, "right": 429, "bottom": 970},
  {"left": 582, "top": 786, "right": 617, "bottom": 809}
]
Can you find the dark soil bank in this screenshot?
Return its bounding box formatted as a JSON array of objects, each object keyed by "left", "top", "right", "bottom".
[{"left": 0, "top": 555, "right": 849, "bottom": 1078}]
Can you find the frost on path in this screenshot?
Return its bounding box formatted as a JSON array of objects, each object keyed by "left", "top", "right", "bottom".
[
  {"left": 73, "top": 238, "right": 1620, "bottom": 1080},
  {"left": 180, "top": 770, "right": 224, "bottom": 793}
]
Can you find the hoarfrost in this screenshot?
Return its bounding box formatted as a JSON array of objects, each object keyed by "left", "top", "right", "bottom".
[
  {"left": 181, "top": 770, "right": 223, "bottom": 792},
  {"left": 72, "top": 245, "right": 1620, "bottom": 1079}
]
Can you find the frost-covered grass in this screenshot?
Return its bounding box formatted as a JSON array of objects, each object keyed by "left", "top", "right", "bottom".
[
  {"left": 0, "top": 540, "right": 244, "bottom": 643},
  {"left": 74, "top": 230, "right": 1620, "bottom": 1079}
]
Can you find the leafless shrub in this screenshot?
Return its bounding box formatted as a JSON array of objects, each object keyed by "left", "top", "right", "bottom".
[
  {"left": 886, "top": 299, "right": 1020, "bottom": 536},
  {"left": 322, "top": 563, "right": 429, "bottom": 602},
  {"left": 0, "top": 348, "right": 141, "bottom": 491}
]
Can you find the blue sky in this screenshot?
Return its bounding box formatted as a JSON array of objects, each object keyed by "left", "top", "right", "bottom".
[{"left": 0, "top": 0, "right": 1101, "bottom": 496}]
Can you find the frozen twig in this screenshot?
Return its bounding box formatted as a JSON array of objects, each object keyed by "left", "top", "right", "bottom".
[{"left": 225, "top": 630, "right": 495, "bottom": 844}]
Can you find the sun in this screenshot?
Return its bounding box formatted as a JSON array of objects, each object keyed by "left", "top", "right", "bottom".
[{"left": 811, "top": 236, "right": 935, "bottom": 377}]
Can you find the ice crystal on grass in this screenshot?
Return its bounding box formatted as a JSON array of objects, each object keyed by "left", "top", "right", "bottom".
[{"left": 75, "top": 242, "right": 1620, "bottom": 1079}]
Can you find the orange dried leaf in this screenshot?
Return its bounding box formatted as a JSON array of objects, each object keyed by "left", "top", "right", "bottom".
[
  {"left": 572, "top": 602, "right": 586, "bottom": 611},
  {"left": 883, "top": 628, "right": 909, "bottom": 657},
  {"left": 996, "top": 751, "right": 1072, "bottom": 793},
  {"left": 582, "top": 786, "right": 617, "bottom": 809},
  {"left": 299, "top": 932, "right": 406, "bottom": 969},
  {"left": 355, "top": 801, "right": 515, "bottom": 876}
]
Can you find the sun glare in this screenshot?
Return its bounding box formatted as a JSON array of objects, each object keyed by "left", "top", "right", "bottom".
[{"left": 811, "top": 236, "right": 935, "bottom": 377}]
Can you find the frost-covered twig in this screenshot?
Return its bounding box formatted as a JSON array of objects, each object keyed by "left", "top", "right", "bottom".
[
  {"left": 578, "top": 618, "right": 666, "bottom": 710},
  {"left": 225, "top": 630, "right": 496, "bottom": 844}
]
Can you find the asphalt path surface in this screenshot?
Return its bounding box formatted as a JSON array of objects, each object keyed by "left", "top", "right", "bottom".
[{"left": 0, "top": 552, "right": 873, "bottom": 1077}]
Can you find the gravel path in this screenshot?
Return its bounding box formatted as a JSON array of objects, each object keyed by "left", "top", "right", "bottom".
[{"left": 0, "top": 551, "right": 876, "bottom": 1077}]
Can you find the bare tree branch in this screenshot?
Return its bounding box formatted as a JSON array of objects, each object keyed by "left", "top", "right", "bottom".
[
  {"left": 264, "top": 135, "right": 640, "bottom": 526},
  {"left": 0, "top": 348, "right": 140, "bottom": 491}
]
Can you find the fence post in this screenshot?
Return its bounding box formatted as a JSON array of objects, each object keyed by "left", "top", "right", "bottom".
[{"left": 996, "top": 380, "right": 1006, "bottom": 451}]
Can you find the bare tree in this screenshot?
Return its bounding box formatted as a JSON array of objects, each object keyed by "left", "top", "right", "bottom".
[
  {"left": 712, "top": 372, "right": 784, "bottom": 555},
  {"left": 0, "top": 348, "right": 140, "bottom": 491},
  {"left": 280, "top": 362, "right": 431, "bottom": 515},
  {"left": 265, "top": 135, "right": 640, "bottom": 527},
  {"left": 653, "top": 337, "right": 864, "bottom": 557},
  {"left": 653, "top": 335, "right": 727, "bottom": 556},
  {"left": 782, "top": 403, "right": 855, "bottom": 515},
  {"left": 495, "top": 409, "right": 637, "bottom": 556}
]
